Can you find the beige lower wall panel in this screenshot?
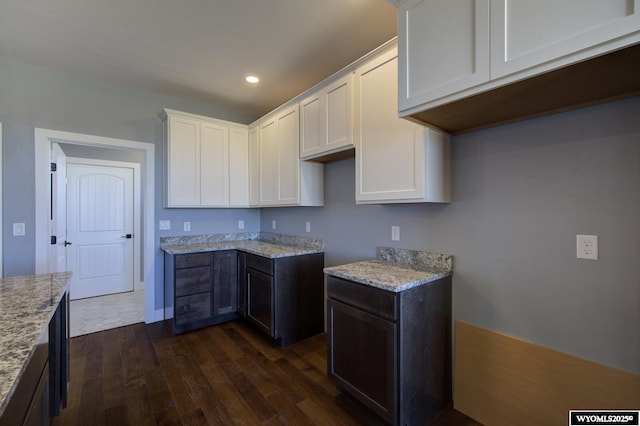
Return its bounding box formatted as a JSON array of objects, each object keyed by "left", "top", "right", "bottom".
[{"left": 454, "top": 321, "right": 640, "bottom": 426}]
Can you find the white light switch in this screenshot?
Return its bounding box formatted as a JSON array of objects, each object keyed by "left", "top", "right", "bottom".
[
  {"left": 13, "top": 223, "right": 25, "bottom": 236},
  {"left": 183, "top": 222, "right": 191, "bottom": 232},
  {"left": 238, "top": 220, "right": 245, "bottom": 230},
  {"left": 272, "top": 220, "right": 276, "bottom": 230},
  {"left": 159, "top": 220, "right": 171, "bottom": 230},
  {"left": 305, "top": 221, "right": 311, "bottom": 233},
  {"left": 391, "top": 226, "right": 400, "bottom": 241}
]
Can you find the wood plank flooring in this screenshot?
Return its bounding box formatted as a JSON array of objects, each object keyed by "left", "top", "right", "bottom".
[{"left": 53, "top": 320, "right": 481, "bottom": 425}]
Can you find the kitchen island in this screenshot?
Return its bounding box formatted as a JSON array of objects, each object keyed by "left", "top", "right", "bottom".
[
  {"left": 0, "top": 272, "right": 71, "bottom": 425},
  {"left": 324, "top": 247, "right": 453, "bottom": 426},
  {"left": 161, "top": 232, "right": 325, "bottom": 345}
]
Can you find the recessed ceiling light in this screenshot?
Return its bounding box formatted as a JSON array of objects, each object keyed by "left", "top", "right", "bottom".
[{"left": 245, "top": 75, "right": 260, "bottom": 84}]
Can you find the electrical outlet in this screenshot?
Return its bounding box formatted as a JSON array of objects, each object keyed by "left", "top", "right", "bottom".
[
  {"left": 577, "top": 235, "right": 598, "bottom": 260},
  {"left": 183, "top": 222, "right": 191, "bottom": 232},
  {"left": 391, "top": 226, "right": 400, "bottom": 241},
  {"left": 13, "top": 223, "right": 25, "bottom": 236},
  {"left": 305, "top": 221, "right": 311, "bottom": 233},
  {"left": 272, "top": 220, "right": 276, "bottom": 230},
  {"left": 238, "top": 220, "right": 245, "bottom": 230},
  {"left": 159, "top": 220, "right": 171, "bottom": 230}
]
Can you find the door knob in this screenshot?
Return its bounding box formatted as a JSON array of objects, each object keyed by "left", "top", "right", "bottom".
[
  {"left": 64, "top": 241, "right": 72, "bottom": 246},
  {"left": 121, "top": 234, "right": 133, "bottom": 239}
]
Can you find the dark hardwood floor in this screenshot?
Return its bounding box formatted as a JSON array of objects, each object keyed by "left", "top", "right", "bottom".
[{"left": 54, "top": 320, "right": 481, "bottom": 425}]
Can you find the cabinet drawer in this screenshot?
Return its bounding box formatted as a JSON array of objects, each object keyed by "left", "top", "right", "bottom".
[
  {"left": 175, "top": 293, "right": 211, "bottom": 325},
  {"left": 176, "top": 253, "right": 211, "bottom": 269},
  {"left": 327, "top": 276, "right": 397, "bottom": 322},
  {"left": 246, "top": 254, "right": 273, "bottom": 275},
  {"left": 175, "top": 266, "right": 211, "bottom": 296}
]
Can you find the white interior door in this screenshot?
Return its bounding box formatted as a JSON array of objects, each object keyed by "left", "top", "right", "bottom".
[
  {"left": 50, "top": 143, "right": 67, "bottom": 273},
  {"left": 67, "top": 163, "right": 134, "bottom": 300}
]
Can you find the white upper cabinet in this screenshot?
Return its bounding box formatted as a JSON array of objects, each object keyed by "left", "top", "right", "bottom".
[
  {"left": 300, "top": 73, "right": 354, "bottom": 161},
  {"left": 163, "top": 109, "right": 250, "bottom": 208},
  {"left": 355, "top": 44, "right": 450, "bottom": 204},
  {"left": 391, "top": 0, "right": 640, "bottom": 132},
  {"left": 397, "top": 0, "right": 490, "bottom": 113},
  {"left": 491, "top": 0, "right": 640, "bottom": 79},
  {"left": 258, "top": 105, "right": 324, "bottom": 207}
]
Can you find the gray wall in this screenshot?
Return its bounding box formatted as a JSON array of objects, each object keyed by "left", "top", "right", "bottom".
[
  {"left": 261, "top": 97, "right": 640, "bottom": 374},
  {"left": 0, "top": 55, "right": 261, "bottom": 309}
]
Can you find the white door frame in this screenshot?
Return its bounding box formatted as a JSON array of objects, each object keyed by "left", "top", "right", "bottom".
[
  {"left": 35, "top": 128, "right": 159, "bottom": 323},
  {"left": 67, "top": 157, "right": 143, "bottom": 293}
]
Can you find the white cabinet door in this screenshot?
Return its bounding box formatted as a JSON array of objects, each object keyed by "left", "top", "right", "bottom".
[
  {"left": 325, "top": 74, "right": 353, "bottom": 153},
  {"left": 397, "top": 0, "right": 490, "bottom": 112},
  {"left": 491, "top": 0, "right": 640, "bottom": 79},
  {"left": 248, "top": 125, "right": 260, "bottom": 206},
  {"left": 300, "top": 74, "right": 353, "bottom": 160},
  {"left": 275, "top": 105, "right": 300, "bottom": 205},
  {"left": 200, "top": 121, "right": 229, "bottom": 207},
  {"left": 229, "top": 127, "right": 250, "bottom": 207},
  {"left": 355, "top": 45, "right": 450, "bottom": 204},
  {"left": 300, "top": 93, "right": 323, "bottom": 156},
  {"left": 259, "top": 117, "right": 278, "bottom": 206},
  {"left": 166, "top": 114, "right": 200, "bottom": 207}
]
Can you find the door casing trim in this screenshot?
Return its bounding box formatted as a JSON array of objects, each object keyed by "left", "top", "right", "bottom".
[{"left": 35, "top": 128, "right": 159, "bottom": 323}]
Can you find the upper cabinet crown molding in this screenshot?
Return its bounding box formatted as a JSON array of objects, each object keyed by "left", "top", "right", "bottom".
[{"left": 391, "top": 0, "right": 640, "bottom": 134}]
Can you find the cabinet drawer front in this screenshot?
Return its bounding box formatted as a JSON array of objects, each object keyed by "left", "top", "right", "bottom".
[
  {"left": 246, "top": 254, "right": 273, "bottom": 275},
  {"left": 176, "top": 253, "right": 211, "bottom": 269},
  {"left": 175, "top": 293, "right": 211, "bottom": 324},
  {"left": 175, "top": 266, "right": 212, "bottom": 296},
  {"left": 327, "top": 276, "right": 397, "bottom": 322}
]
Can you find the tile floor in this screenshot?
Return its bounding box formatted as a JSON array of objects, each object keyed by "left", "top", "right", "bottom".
[{"left": 69, "top": 290, "right": 145, "bottom": 337}]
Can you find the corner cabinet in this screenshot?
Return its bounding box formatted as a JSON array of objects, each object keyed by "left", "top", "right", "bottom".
[
  {"left": 163, "top": 109, "right": 250, "bottom": 208},
  {"left": 256, "top": 105, "right": 324, "bottom": 207},
  {"left": 354, "top": 44, "right": 450, "bottom": 204},
  {"left": 392, "top": 0, "right": 640, "bottom": 133},
  {"left": 166, "top": 251, "right": 240, "bottom": 334},
  {"left": 300, "top": 73, "right": 354, "bottom": 161}
]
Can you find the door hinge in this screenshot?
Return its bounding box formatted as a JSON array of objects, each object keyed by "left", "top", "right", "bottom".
[
  {"left": 50, "top": 162, "right": 57, "bottom": 172},
  {"left": 51, "top": 235, "right": 57, "bottom": 245}
]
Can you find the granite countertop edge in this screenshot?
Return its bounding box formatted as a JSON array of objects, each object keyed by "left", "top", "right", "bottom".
[
  {"left": 160, "top": 232, "right": 324, "bottom": 258},
  {"left": 0, "top": 272, "right": 72, "bottom": 417},
  {"left": 323, "top": 247, "right": 453, "bottom": 293},
  {"left": 324, "top": 263, "right": 452, "bottom": 293}
]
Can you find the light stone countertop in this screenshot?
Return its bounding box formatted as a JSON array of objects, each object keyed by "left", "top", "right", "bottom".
[
  {"left": 0, "top": 272, "right": 72, "bottom": 417},
  {"left": 160, "top": 232, "right": 324, "bottom": 258},
  {"left": 324, "top": 247, "right": 452, "bottom": 293}
]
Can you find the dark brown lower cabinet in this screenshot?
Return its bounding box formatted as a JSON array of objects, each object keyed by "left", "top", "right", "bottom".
[
  {"left": 167, "top": 250, "right": 241, "bottom": 334},
  {"left": 243, "top": 252, "right": 324, "bottom": 347},
  {"left": 0, "top": 292, "right": 68, "bottom": 426},
  {"left": 327, "top": 275, "right": 452, "bottom": 426},
  {"left": 167, "top": 249, "right": 324, "bottom": 344}
]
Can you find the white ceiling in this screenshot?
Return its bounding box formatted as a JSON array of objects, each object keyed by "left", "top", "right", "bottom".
[{"left": 0, "top": 0, "right": 397, "bottom": 121}]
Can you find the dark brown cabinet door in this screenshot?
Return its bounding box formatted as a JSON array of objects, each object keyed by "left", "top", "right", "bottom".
[
  {"left": 237, "top": 252, "right": 247, "bottom": 316},
  {"left": 212, "top": 250, "right": 238, "bottom": 316},
  {"left": 247, "top": 267, "right": 274, "bottom": 337},
  {"left": 327, "top": 299, "right": 397, "bottom": 423}
]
